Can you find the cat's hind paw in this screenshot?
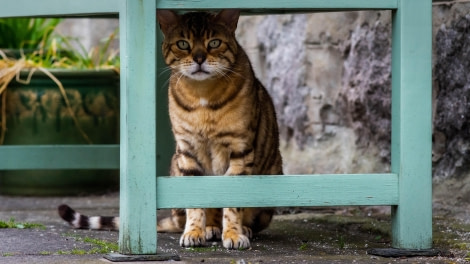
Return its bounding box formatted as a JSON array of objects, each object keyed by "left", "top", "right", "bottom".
[
  {"left": 242, "top": 226, "right": 253, "bottom": 239},
  {"left": 222, "top": 230, "right": 251, "bottom": 249},
  {"left": 205, "top": 225, "right": 221, "bottom": 241}
]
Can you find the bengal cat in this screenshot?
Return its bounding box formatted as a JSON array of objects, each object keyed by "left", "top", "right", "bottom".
[{"left": 58, "top": 9, "right": 283, "bottom": 250}]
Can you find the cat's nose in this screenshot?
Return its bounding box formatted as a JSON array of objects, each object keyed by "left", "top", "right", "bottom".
[{"left": 193, "top": 53, "right": 206, "bottom": 65}]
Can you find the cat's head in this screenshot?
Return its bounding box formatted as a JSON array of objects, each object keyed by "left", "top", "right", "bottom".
[{"left": 157, "top": 10, "right": 240, "bottom": 81}]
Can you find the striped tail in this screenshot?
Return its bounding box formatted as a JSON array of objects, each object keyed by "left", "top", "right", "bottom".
[{"left": 57, "top": 204, "right": 119, "bottom": 231}]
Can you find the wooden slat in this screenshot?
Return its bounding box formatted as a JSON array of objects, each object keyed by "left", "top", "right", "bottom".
[
  {"left": 156, "top": 174, "right": 399, "bottom": 208},
  {"left": 0, "top": 0, "right": 398, "bottom": 19},
  {"left": 0, "top": 145, "right": 119, "bottom": 169},
  {"left": 0, "top": 0, "right": 119, "bottom": 17},
  {"left": 157, "top": 0, "right": 398, "bottom": 10}
]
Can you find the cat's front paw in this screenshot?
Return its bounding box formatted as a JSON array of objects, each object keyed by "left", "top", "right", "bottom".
[
  {"left": 180, "top": 228, "right": 206, "bottom": 247},
  {"left": 222, "top": 230, "right": 250, "bottom": 249},
  {"left": 205, "top": 225, "right": 221, "bottom": 241}
]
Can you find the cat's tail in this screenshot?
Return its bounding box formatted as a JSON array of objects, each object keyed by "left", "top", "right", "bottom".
[
  {"left": 58, "top": 204, "right": 185, "bottom": 233},
  {"left": 57, "top": 204, "right": 119, "bottom": 231}
]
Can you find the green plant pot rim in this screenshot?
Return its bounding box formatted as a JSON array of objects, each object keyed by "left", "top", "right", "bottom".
[
  {"left": 7, "top": 68, "right": 119, "bottom": 88},
  {"left": 18, "top": 68, "right": 119, "bottom": 77}
]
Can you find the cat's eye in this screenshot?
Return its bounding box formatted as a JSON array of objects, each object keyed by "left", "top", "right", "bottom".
[
  {"left": 208, "top": 39, "right": 221, "bottom": 49},
  {"left": 176, "top": 40, "right": 190, "bottom": 50}
]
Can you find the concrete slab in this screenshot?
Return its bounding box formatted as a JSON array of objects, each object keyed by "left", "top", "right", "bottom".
[{"left": 0, "top": 193, "right": 467, "bottom": 263}]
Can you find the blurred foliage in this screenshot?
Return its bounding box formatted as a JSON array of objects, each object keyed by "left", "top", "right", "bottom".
[{"left": 0, "top": 18, "right": 62, "bottom": 50}]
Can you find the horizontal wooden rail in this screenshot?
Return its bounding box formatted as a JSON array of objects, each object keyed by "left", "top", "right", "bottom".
[
  {"left": 157, "top": 0, "right": 398, "bottom": 10},
  {"left": 0, "top": 0, "right": 398, "bottom": 18},
  {"left": 156, "top": 173, "right": 399, "bottom": 208},
  {"left": 0, "top": 0, "right": 119, "bottom": 17},
  {"left": 0, "top": 145, "right": 119, "bottom": 169}
]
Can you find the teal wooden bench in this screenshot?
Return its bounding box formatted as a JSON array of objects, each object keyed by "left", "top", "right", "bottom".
[{"left": 0, "top": 0, "right": 433, "bottom": 259}]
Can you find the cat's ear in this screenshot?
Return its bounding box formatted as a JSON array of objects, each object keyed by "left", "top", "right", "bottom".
[
  {"left": 157, "top": 10, "right": 179, "bottom": 36},
  {"left": 215, "top": 9, "right": 240, "bottom": 33}
]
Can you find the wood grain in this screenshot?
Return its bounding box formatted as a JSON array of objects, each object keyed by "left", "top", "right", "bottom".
[{"left": 156, "top": 174, "right": 399, "bottom": 208}]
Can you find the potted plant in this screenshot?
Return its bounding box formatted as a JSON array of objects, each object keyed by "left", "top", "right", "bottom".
[{"left": 0, "top": 18, "right": 120, "bottom": 195}]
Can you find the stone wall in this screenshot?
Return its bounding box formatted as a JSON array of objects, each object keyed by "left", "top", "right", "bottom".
[
  {"left": 237, "top": 11, "right": 394, "bottom": 175},
  {"left": 434, "top": 14, "right": 470, "bottom": 179},
  {"left": 237, "top": 3, "right": 470, "bottom": 187}
]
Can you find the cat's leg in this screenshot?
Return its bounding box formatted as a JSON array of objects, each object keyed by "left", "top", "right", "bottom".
[
  {"left": 222, "top": 208, "right": 250, "bottom": 249},
  {"left": 205, "top": 208, "right": 222, "bottom": 241},
  {"left": 218, "top": 144, "right": 255, "bottom": 249},
  {"left": 180, "top": 208, "right": 206, "bottom": 247},
  {"left": 170, "top": 150, "right": 207, "bottom": 246}
]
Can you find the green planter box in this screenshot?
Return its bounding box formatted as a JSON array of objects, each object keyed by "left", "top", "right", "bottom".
[{"left": 0, "top": 69, "right": 120, "bottom": 195}]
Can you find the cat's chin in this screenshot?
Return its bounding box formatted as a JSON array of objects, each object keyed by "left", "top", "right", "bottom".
[{"left": 186, "top": 72, "right": 215, "bottom": 82}]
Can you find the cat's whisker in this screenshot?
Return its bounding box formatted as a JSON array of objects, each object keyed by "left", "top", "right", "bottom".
[
  {"left": 210, "top": 64, "right": 237, "bottom": 79},
  {"left": 161, "top": 76, "right": 171, "bottom": 89},
  {"left": 157, "top": 66, "right": 177, "bottom": 90},
  {"left": 218, "top": 65, "right": 243, "bottom": 78},
  {"left": 157, "top": 67, "right": 173, "bottom": 90},
  {"left": 175, "top": 72, "right": 185, "bottom": 88},
  {"left": 214, "top": 69, "right": 233, "bottom": 83},
  {"left": 158, "top": 66, "right": 173, "bottom": 77}
]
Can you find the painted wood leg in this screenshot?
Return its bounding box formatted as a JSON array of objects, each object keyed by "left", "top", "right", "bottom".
[
  {"left": 117, "top": 0, "right": 157, "bottom": 255},
  {"left": 389, "top": 0, "right": 433, "bottom": 251},
  {"left": 110, "top": 1, "right": 179, "bottom": 260}
]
